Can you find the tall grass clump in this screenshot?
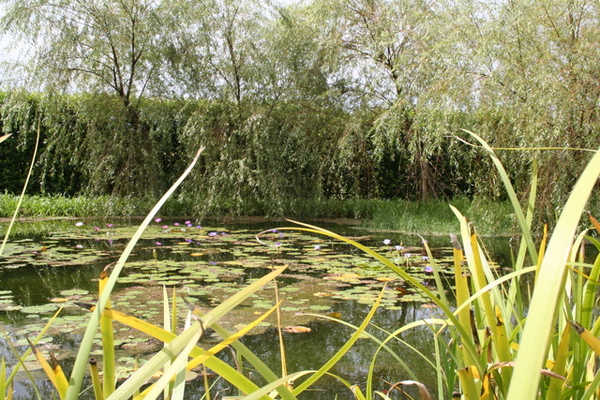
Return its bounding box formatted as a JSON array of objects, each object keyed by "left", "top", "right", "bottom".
[
  {"left": 271, "top": 132, "right": 600, "bottom": 399},
  {"left": 370, "top": 196, "right": 517, "bottom": 236}
]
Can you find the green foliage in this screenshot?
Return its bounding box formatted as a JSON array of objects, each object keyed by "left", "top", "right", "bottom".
[
  {"left": 370, "top": 197, "right": 516, "bottom": 236},
  {"left": 2, "top": 0, "right": 600, "bottom": 221},
  {"left": 281, "top": 134, "right": 600, "bottom": 399}
]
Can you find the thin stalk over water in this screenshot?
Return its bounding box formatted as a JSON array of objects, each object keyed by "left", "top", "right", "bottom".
[{"left": 0, "top": 119, "right": 39, "bottom": 257}]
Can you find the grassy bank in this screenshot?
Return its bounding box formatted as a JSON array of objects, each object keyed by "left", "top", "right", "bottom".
[
  {"left": 0, "top": 193, "right": 517, "bottom": 236},
  {"left": 369, "top": 197, "right": 518, "bottom": 236}
]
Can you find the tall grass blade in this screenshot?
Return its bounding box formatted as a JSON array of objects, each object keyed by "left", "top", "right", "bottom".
[
  {"left": 89, "top": 358, "right": 104, "bottom": 400},
  {"left": 292, "top": 286, "right": 384, "bottom": 395},
  {"left": 2, "top": 307, "right": 64, "bottom": 398},
  {"left": 27, "top": 339, "right": 68, "bottom": 399},
  {"left": 139, "top": 326, "right": 203, "bottom": 400},
  {"left": 185, "top": 300, "right": 283, "bottom": 371},
  {"left": 204, "top": 322, "right": 297, "bottom": 400},
  {"left": 0, "top": 358, "right": 11, "bottom": 400},
  {"left": 188, "top": 265, "right": 287, "bottom": 329},
  {"left": 265, "top": 222, "right": 485, "bottom": 376},
  {"left": 162, "top": 285, "right": 173, "bottom": 399},
  {"left": 98, "top": 269, "right": 115, "bottom": 398},
  {"left": 460, "top": 130, "right": 538, "bottom": 265},
  {"left": 507, "top": 147, "right": 600, "bottom": 399},
  {"left": 571, "top": 321, "right": 600, "bottom": 356},
  {"left": 547, "top": 326, "right": 570, "bottom": 400},
  {"left": 0, "top": 122, "right": 39, "bottom": 257},
  {"left": 107, "top": 321, "right": 203, "bottom": 400},
  {"left": 65, "top": 147, "right": 204, "bottom": 400},
  {"left": 239, "top": 371, "right": 309, "bottom": 400},
  {"left": 272, "top": 280, "right": 289, "bottom": 388}
]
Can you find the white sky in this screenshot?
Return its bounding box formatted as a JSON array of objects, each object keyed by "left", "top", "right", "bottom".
[{"left": 0, "top": 0, "right": 308, "bottom": 86}]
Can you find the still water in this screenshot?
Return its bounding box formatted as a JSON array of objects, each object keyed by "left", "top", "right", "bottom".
[{"left": 0, "top": 218, "right": 514, "bottom": 399}]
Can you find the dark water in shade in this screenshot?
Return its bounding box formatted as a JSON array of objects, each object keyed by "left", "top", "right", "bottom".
[{"left": 0, "top": 218, "right": 519, "bottom": 399}]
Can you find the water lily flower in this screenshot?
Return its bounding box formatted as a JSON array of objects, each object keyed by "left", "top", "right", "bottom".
[
  {"left": 424, "top": 265, "right": 433, "bottom": 273},
  {"left": 155, "top": 242, "right": 162, "bottom": 246},
  {"left": 75, "top": 222, "right": 84, "bottom": 227},
  {"left": 422, "top": 256, "right": 429, "bottom": 261},
  {"left": 314, "top": 245, "right": 321, "bottom": 250},
  {"left": 75, "top": 244, "right": 83, "bottom": 249},
  {"left": 208, "top": 232, "right": 218, "bottom": 237},
  {"left": 278, "top": 232, "right": 284, "bottom": 238},
  {"left": 383, "top": 239, "right": 391, "bottom": 245},
  {"left": 185, "top": 221, "right": 191, "bottom": 225},
  {"left": 395, "top": 245, "right": 404, "bottom": 251},
  {"left": 195, "top": 225, "right": 202, "bottom": 229},
  {"left": 162, "top": 225, "right": 169, "bottom": 229},
  {"left": 186, "top": 223, "right": 193, "bottom": 227},
  {"left": 93, "top": 227, "right": 100, "bottom": 231},
  {"left": 106, "top": 223, "right": 113, "bottom": 228},
  {"left": 173, "top": 222, "right": 180, "bottom": 226},
  {"left": 274, "top": 241, "right": 282, "bottom": 247},
  {"left": 154, "top": 218, "right": 162, "bottom": 223}
]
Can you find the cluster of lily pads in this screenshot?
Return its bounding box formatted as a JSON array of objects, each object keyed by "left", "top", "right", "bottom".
[
  {"left": 1, "top": 220, "right": 452, "bottom": 317},
  {"left": 0, "top": 218, "right": 457, "bottom": 383}
]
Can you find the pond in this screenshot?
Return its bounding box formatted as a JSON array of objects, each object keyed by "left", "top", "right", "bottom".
[{"left": 0, "top": 217, "right": 515, "bottom": 399}]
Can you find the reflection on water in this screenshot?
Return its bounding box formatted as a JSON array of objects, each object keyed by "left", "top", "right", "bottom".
[{"left": 0, "top": 218, "right": 518, "bottom": 399}]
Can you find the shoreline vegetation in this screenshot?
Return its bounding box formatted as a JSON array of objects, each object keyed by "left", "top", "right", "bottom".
[
  {"left": 1, "top": 131, "right": 599, "bottom": 399},
  {"left": 0, "top": 193, "right": 516, "bottom": 236}
]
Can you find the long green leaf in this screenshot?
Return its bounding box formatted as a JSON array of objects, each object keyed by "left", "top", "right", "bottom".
[
  {"left": 205, "top": 321, "right": 297, "bottom": 400},
  {"left": 507, "top": 147, "right": 600, "bottom": 400},
  {"left": 263, "top": 222, "right": 485, "bottom": 376},
  {"left": 292, "top": 286, "right": 384, "bottom": 395},
  {"left": 139, "top": 326, "right": 203, "bottom": 400},
  {"left": 65, "top": 147, "right": 204, "bottom": 400},
  {"left": 0, "top": 123, "right": 39, "bottom": 257},
  {"left": 460, "top": 129, "right": 538, "bottom": 265},
  {"left": 107, "top": 322, "right": 203, "bottom": 400},
  {"left": 241, "top": 372, "right": 308, "bottom": 400},
  {"left": 200, "top": 266, "right": 287, "bottom": 329}
]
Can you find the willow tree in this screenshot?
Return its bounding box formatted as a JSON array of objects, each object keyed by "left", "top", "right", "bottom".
[
  {"left": 0, "top": 0, "right": 170, "bottom": 196},
  {"left": 454, "top": 0, "right": 600, "bottom": 215},
  {"left": 307, "top": 0, "right": 457, "bottom": 200}
]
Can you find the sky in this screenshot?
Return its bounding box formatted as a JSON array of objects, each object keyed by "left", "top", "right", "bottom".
[{"left": 0, "top": 0, "right": 307, "bottom": 86}]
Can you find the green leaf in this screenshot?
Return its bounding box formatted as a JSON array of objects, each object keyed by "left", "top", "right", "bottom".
[
  {"left": 107, "top": 322, "right": 203, "bottom": 400},
  {"left": 507, "top": 147, "right": 600, "bottom": 399},
  {"left": 65, "top": 147, "right": 204, "bottom": 400}
]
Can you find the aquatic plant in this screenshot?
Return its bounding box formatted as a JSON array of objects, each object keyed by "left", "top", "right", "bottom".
[
  {"left": 265, "top": 132, "right": 600, "bottom": 399},
  {"left": 4, "top": 130, "right": 599, "bottom": 400},
  {"left": 4, "top": 146, "right": 384, "bottom": 400}
]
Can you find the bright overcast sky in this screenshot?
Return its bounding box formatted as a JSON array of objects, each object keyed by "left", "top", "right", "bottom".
[{"left": 0, "top": 0, "right": 307, "bottom": 85}]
